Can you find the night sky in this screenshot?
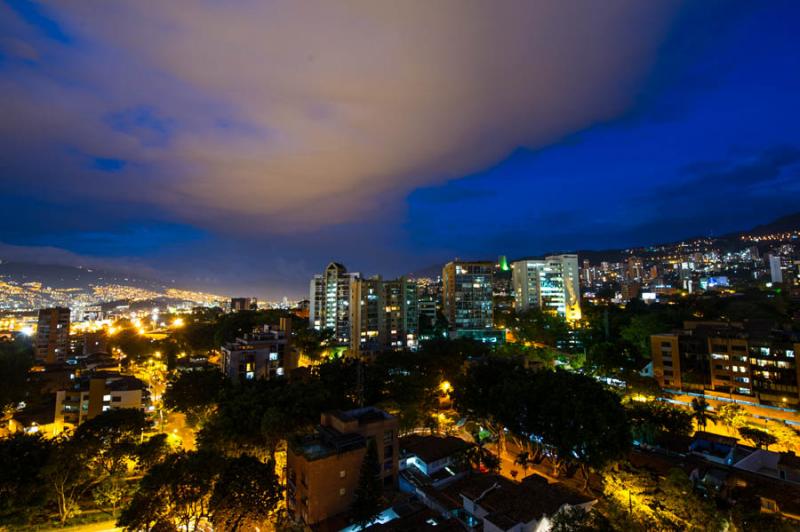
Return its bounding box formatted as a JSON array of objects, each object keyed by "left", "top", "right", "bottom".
[{"left": 1, "top": 1, "right": 799, "bottom": 298}]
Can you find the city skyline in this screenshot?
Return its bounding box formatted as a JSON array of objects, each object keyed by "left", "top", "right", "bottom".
[{"left": 1, "top": 1, "right": 799, "bottom": 298}]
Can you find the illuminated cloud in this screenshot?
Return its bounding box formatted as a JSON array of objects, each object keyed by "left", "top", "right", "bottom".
[{"left": 1, "top": 0, "right": 679, "bottom": 233}]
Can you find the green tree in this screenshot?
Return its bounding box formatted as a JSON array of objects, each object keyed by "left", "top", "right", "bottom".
[
  {"left": 164, "top": 368, "right": 227, "bottom": 427},
  {"left": 350, "top": 439, "right": 384, "bottom": 529},
  {"left": 739, "top": 426, "right": 778, "bottom": 450},
  {"left": 93, "top": 470, "right": 132, "bottom": 517},
  {"left": 513, "top": 308, "right": 570, "bottom": 348},
  {"left": 209, "top": 455, "right": 280, "bottom": 531},
  {"left": 136, "top": 433, "right": 171, "bottom": 471},
  {"left": 42, "top": 436, "right": 98, "bottom": 525},
  {"left": 514, "top": 451, "right": 531, "bottom": 478},
  {"left": 627, "top": 401, "right": 693, "bottom": 445},
  {"left": 118, "top": 451, "right": 222, "bottom": 531},
  {"left": 620, "top": 314, "right": 669, "bottom": 359},
  {"left": 74, "top": 408, "right": 151, "bottom": 477},
  {"left": 691, "top": 397, "right": 716, "bottom": 431},
  {"left": 717, "top": 403, "right": 746, "bottom": 434}
]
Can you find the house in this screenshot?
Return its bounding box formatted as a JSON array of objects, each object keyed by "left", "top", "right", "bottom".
[
  {"left": 400, "top": 434, "right": 473, "bottom": 489},
  {"left": 443, "top": 473, "right": 595, "bottom": 532}
]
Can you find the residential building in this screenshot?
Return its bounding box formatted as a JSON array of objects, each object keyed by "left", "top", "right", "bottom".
[
  {"left": 399, "top": 434, "right": 473, "bottom": 493},
  {"left": 651, "top": 321, "right": 800, "bottom": 406},
  {"left": 352, "top": 276, "right": 384, "bottom": 355},
  {"left": 511, "top": 254, "right": 581, "bottom": 320},
  {"left": 440, "top": 474, "right": 595, "bottom": 531},
  {"left": 286, "top": 407, "right": 399, "bottom": 526},
  {"left": 55, "top": 373, "right": 145, "bottom": 430},
  {"left": 220, "top": 319, "right": 292, "bottom": 383},
  {"left": 310, "top": 263, "right": 420, "bottom": 355},
  {"left": 768, "top": 254, "right": 784, "bottom": 284},
  {"left": 35, "top": 307, "right": 70, "bottom": 364},
  {"left": 383, "top": 277, "right": 419, "bottom": 350},
  {"left": 442, "top": 261, "right": 494, "bottom": 338},
  {"left": 310, "top": 262, "right": 360, "bottom": 350},
  {"left": 230, "top": 297, "right": 258, "bottom": 311}
]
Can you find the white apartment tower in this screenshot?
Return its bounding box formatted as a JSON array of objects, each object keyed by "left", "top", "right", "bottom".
[{"left": 511, "top": 254, "right": 581, "bottom": 320}]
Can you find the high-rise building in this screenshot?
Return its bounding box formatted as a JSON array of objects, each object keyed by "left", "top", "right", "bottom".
[
  {"left": 383, "top": 277, "right": 419, "bottom": 350},
  {"left": 352, "top": 276, "right": 384, "bottom": 355},
  {"left": 511, "top": 254, "right": 581, "bottom": 320},
  {"left": 36, "top": 307, "right": 70, "bottom": 364},
  {"left": 626, "top": 256, "right": 644, "bottom": 282},
  {"left": 442, "top": 261, "right": 494, "bottom": 336},
  {"left": 310, "top": 262, "right": 360, "bottom": 349},
  {"left": 310, "top": 263, "right": 419, "bottom": 354},
  {"left": 769, "top": 254, "right": 784, "bottom": 284},
  {"left": 230, "top": 297, "right": 258, "bottom": 311}
]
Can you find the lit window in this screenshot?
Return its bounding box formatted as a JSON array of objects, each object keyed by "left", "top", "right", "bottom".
[
  {"left": 340, "top": 470, "right": 346, "bottom": 478},
  {"left": 339, "top": 488, "right": 346, "bottom": 496}
]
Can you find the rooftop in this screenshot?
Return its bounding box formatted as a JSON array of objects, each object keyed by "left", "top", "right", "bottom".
[
  {"left": 446, "top": 473, "right": 593, "bottom": 526},
  {"left": 400, "top": 434, "right": 473, "bottom": 464}
]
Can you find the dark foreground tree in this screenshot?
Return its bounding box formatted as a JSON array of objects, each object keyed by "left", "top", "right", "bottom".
[
  {"left": 350, "top": 439, "right": 383, "bottom": 529},
  {"left": 210, "top": 455, "right": 280, "bottom": 531},
  {"left": 118, "top": 451, "right": 222, "bottom": 531},
  {"left": 0, "top": 433, "right": 51, "bottom": 524}
]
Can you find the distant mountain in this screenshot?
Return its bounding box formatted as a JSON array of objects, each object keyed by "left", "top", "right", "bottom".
[
  {"left": 735, "top": 211, "right": 800, "bottom": 237},
  {"left": 0, "top": 261, "right": 168, "bottom": 290},
  {"left": 408, "top": 211, "right": 800, "bottom": 275}
]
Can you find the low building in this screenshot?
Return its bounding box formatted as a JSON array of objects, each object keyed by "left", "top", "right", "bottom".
[
  {"left": 286, "top": 407, "right": 399, "bottom": 526},
  {"left": 399, "top": 434, "right": 473, "bottom": 493},
  {"left": 54, "top": 373, "right": 146, "bottom": 430},
  {"left": 443, "top": 473, "right": 595, "bottom": 531},
  {"left": 220, "top": 319, "right": 292, "bottom": 383},
  {"left": 651, "top": 321, "right": 800, "bottom": 406}
]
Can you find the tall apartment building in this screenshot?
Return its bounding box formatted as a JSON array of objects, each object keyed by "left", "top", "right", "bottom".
[
  {"left": 310, "top": 263, "right": 418, "bottom": 355},
  {"left": 220, "top": 319, "right": 292, "bottom": 383},
  {"left": 442, "top": 261, "right": 495, "bottom": 340},
  {"left": 768, "top": 254, "right": 784, "bottom": 284},
  {"left": 383, "top": 277, "right": 419, "bottom": 349},
  {"left": 511, "top": 254, "right": 581, "bottom": 320},
  {"left": 652, "top": 321, "right": 800, "bottom": 406},
  {"left": 352, "top": 276, "right": 384, "bottom": 355},
  {"left": 287, "top": 407, "right": 399, "bottom": 526},
  {"left": 310, "top": 262, "right": 360, "bottom": 348},
  {"left": 36, "top": 307, "right": 71, "bottom": 364}
]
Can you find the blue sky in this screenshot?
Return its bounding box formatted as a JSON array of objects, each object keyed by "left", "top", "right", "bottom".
[{"left": 1, "top": 1, "right": 799, "bottom": 297}]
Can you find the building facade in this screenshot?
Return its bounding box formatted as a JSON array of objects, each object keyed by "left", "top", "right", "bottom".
[
  {"left": 310, "top": 262, "right": 359, "bottom": 350},
  {"left": 652, "top": 321, "right": 800, "bottom": 406},
  {"left": 55, "top": 373, "right": 145, "bottom": 430},
  {"left": 220, "top": 320, "right": 292, "bottom": 383},
  {"left": 35, "top": 307, "right": 70, "bottom": 364},
  {"left": 310, "top": 263, "right": 419, "bottom": 355},
  {"left": 230, "top": 297, "right": 258, "bottom": 311},
  {"left": 286, "top": 407, "right": 399, "bottom": 526},
  {"left": 442, "top": 261, "right": 494, "bottom": 335},
  {"left": 511, "top": 254, "right": 581, "bottom": 320}
]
